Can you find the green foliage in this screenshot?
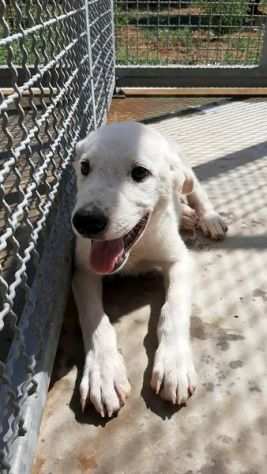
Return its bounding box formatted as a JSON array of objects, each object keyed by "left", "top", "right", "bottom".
[
  {"left": 116, "top": 8, "right": 128, "bottom": 26},
  {"left": 199, "top": 0, "right": 249, "bottom": 35}
]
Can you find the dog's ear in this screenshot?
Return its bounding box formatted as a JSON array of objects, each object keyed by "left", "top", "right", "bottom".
[
  {"left": 75, "top": 137, "right": 88, "bottom": 161},
  {"left": 75, "top": 139, "right": 84, "bottom": 160},
  {"left": 171, "top": 163, "right": 194, "bottom": 195},
  {"left": 72, "top": 139, "right": 85, "bottom": 173},
  {"left": 74, "top": 129, "right": 97, "bottom": 162}
]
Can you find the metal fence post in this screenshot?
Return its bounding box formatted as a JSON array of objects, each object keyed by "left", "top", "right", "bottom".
[{"left": 260, "top": 19, "right": 267, "bottom": 67}]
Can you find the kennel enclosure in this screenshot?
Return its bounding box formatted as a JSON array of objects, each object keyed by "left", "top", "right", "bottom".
[{"left": 0, "top": 1, "right": 267, "bottom": 473}]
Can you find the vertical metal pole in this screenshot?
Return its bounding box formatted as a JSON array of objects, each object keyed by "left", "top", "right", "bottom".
[
  {"left": 84, "top": 0, "right": 97, "bottom": 129},
  {"left": 111, "top": 0, "right": 116, "bottom": 77},
  {"left": 260, "top": 21, "right": 267, "bottom": 67}
]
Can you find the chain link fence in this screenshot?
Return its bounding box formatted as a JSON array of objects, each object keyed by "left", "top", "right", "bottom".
[{"left": 0, "top": 1, "right": 115, "bottom": 472}]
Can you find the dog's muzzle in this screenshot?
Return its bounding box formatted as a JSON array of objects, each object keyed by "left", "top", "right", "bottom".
[{"left": 89, "top": 213, "right": 150, "bottom": 275}]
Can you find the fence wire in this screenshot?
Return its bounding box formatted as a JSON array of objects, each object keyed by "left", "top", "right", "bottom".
[
  {"left": 0, "top": 1, "right": 115, "bottom": 472},
  {"left": 115, "top": 0, "right": 267, "bottom": 66}
]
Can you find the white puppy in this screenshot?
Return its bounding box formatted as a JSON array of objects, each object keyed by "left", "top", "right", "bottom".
[{"left": 72, "top": 121, "right": 227, "bottom": 418}]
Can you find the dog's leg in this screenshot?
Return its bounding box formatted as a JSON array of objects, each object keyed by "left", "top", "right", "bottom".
[
  {"left": 72, "top": 267, "right": 130, "bottom": 417},
  {"left": 187, "top": 173, "right": 228, "bottom": 240},
  {"left": 180, "top": 197, "right": 198, "bottom": 231},
  {"left": 151, "top": 245, "right": 197, "bottom": 405}
]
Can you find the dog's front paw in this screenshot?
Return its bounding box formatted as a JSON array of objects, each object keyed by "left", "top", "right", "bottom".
[
  {"left": 151, "top": 343, "right": 197, "bottom": 405},
  {"left": 198, "top": 210, "right": 228, "bottom": 240},
  {"left": 80, "top": 347, "right": 131, "bottom": 418}
]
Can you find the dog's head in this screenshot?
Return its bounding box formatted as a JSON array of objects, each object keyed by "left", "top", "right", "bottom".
[{"left": 72, "top": 121, "right": 193, "bottom": 275}]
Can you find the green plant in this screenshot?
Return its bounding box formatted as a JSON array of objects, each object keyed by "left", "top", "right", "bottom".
[
  {"left": 143, "top": 26, "right": 193, "bottom": 47},
  {"left": 199, "top": 0, "right": 249, "bottom": 35},
  {"left": 115, "top": 8, "right": 128, "bottom": 26}
]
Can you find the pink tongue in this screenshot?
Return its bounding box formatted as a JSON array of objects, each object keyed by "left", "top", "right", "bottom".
[{"left": 90, "top": 238, "right": 124, "bottom": 274}]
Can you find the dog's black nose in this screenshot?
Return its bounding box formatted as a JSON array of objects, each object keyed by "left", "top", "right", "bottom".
[{"left": 72, "top": 209, "right": 108, "bottom": 236}]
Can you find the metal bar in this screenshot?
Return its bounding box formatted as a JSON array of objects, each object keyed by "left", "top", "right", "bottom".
[
  {"left": 260, "top": 19, "right": 267, "bottom": 66},
  {"left": 119, "top": 87, "right": 267, "bottom": 96},
  {"left": 116, "top": 65, "right": 267, "bottom": 88}
]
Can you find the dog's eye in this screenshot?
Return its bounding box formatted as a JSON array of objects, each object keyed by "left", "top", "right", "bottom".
[
  {"left": 131, "top": 166, "right": 151, "bottom": 182},
  {"left": 80, "top": 160, "right": 91, "bottom": 176}
]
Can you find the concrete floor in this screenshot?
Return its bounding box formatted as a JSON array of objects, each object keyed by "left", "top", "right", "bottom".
[{"left": 33, "top": 97, "right": 267, "bottom": 474}]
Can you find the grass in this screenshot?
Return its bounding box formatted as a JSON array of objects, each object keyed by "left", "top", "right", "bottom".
[
  {"left": 0, "top": 47, "right": 6, "bottom": 65},
  {"left": 116, "top": 45, "right": 169, "bottom": 65},
  {"left": 143, "top": 26, "right": 193, "bottom": 46},
  {"left": 116, "top": 24, "right": 262, "bottom": 66},
  {"left": 222, "top": 35, "right": 262, "bottom": 64}
]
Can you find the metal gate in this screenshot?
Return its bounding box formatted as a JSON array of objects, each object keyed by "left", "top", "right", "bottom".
[
  {"left": 0, "top": 1, "right": 115, "bottom": 472},
  {"left": 115, "top": 0, "right": 267, "bottom": 87}
]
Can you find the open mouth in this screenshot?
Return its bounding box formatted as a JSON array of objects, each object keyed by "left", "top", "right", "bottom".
[{"left": 90, "top": 213, "right": 150, "bottom": 275}]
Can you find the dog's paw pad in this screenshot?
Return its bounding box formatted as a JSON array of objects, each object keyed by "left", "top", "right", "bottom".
[
  {"left": 199, "top": 211, "right": 228, "bottom": 240},
  {"left": 80, "top": 349, "right": 130, "bottom": 417},
  {"left": 151, "top": 344, "right": 197, "bottom": 405}
]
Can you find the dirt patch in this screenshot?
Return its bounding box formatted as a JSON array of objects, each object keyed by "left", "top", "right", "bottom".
[
  {"left": 78, "top": 454, "right": 98, "bottom": 473},
  {"left": 116, "top": 23, "right": 264, "bottom": 65}
]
